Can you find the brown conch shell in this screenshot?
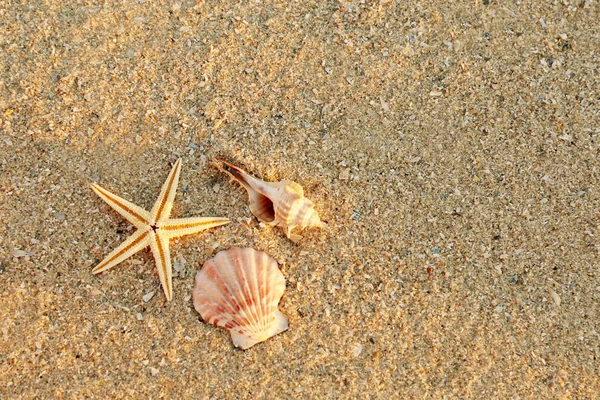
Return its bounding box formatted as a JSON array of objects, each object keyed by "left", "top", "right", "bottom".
[
  {"left": 192, "top": 247, "right": 288, "bottom": 350},
  {"left": 213, "top": 158, "right": 322, "bottom": 242}
]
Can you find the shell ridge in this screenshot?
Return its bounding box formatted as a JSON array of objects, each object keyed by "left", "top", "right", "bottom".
[
  {"left": 256, "top": 250, "right": 272, "bottom": 334},
  {"left": 297, "top": 201, "right": 315, "bottom": 225},
  {"left": 228, "top": 249, "right": 261, "bottom": 333},
  {"left": 209, "top": 258, "right": 254, "bottom": 328},
  {"left": 224, "top": 251, "right": 263, "bottom": 329},
  {"left": 249, "top": 250, "right": 273, "bottom": 335},
  {"left": 201, "top": 263, "right": 246, "bottom": 327},
  {"left": 266, "top": 256, "right": 281, "bottom": 327},
  {"left": 259, "top": 251, "right": 270, "bottom": 332},
  {"left": 248, "top": 249, "right": 265, "bottom": 334},
  {"left": 236, "top": 248, "right": 262, "bottom": 335},
  {"left": 273, "top": 198, "right": 290, "bottom": 225}
]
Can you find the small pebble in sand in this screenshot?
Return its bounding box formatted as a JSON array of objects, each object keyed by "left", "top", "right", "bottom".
[
  {"left": 12, "top": 249, "right": 27, "bottom": 257},
  {"left": 352, "top": 343, "right": 363, "bottom": 357},
  {"left": 380, "top": 98, "right": 390, "bottom": 112},
  {"left": 142, "top": 291, "right": 155, "bottom": 302},
  {"left": 173, "top": 258, "right": 185, "bottom": 272},
  {"left": 550, "top": 289, "right": 561, "bottom": 306},
  {"left": 339, "top": 168, "right": 350, "bottom": 180},
  {"left": 150, "top": 367, "right": 159, "bottom": 376}
]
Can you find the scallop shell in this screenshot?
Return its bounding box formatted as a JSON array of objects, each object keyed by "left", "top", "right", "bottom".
[
  {"left": 213, "top": 158, "right": 322, "bottom": 242},
  {"left": 192, "top": 247, "right": 288, "bottom": 349}
]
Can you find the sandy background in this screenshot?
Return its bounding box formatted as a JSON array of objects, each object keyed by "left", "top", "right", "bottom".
[{"left": 1, "top": 0, "right": 599, "bottom": 398}]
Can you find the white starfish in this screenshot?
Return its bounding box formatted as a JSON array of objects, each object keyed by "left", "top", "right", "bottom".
[{"left": 91, "top": 158, "right": 229, "bottom": 301}]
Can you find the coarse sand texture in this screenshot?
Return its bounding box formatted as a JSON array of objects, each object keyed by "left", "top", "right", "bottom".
[{"left": 1, "top": 1, "right": 599, "bottom": 398}]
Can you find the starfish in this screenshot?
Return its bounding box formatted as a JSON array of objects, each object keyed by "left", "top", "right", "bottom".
[{"left": 90, "top": 158, "right": 229, "bottom": 301}]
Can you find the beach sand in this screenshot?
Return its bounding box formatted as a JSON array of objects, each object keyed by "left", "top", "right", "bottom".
[{"left": 1, "top": 0, "right": 599, "bottom": 398}]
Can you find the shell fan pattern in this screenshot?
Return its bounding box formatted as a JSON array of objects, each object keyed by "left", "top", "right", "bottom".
[{"left": 193, "top": 247, "right": 288, "bottom": 349}]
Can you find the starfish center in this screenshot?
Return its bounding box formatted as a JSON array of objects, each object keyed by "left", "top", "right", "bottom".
[{"left": 90, "top": 158, "right": 229, "bottom": 301}]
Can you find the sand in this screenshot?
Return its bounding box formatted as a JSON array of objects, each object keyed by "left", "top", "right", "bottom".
[{"left": 1, "top": 0, "right": 599, "bottom": 398}]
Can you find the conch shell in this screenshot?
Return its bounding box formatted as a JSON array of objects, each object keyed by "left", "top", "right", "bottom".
[
  {"left": 192, "top": 247, "right": 288, "bottom": 349},
  {"left": 213, "top": 158, "right": 322, "bottom": 242}
]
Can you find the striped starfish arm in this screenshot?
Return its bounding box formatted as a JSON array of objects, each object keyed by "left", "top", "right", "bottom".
[
  {"left": 159, "top": 217, "right": 230, "bottom": 239},
  {"left": 92, "top": 228, "right": 150, "bottom": 274},
  {"left": 150, "top": 158, "right": 181, "bottom": 223},
  {"left": 91, "top": 184, "right": 151, "bottom": 229},
  {"left": 149, "top": 231, "right": 173, "bottom": 301}
]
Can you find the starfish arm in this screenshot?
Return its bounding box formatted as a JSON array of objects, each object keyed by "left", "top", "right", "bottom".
[
  {"left": 92, "top": 228, "right": 150, "bottom": 274},
  {"left": 158, "top": 217, "right": 230, "bottom": 239},
  {"left": 91, "top": 184, "right": 151, "bottom": 229},
  {"left": 150, "top": 158, "right": 181, "bottom": 223},
  {"left": 149, "top": 231, "right": 173, "bottom": 301}
]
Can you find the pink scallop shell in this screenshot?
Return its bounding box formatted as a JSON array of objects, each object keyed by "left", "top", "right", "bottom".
[{"left": 193, "top": 248, "right": 288, "bottom": 349}]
